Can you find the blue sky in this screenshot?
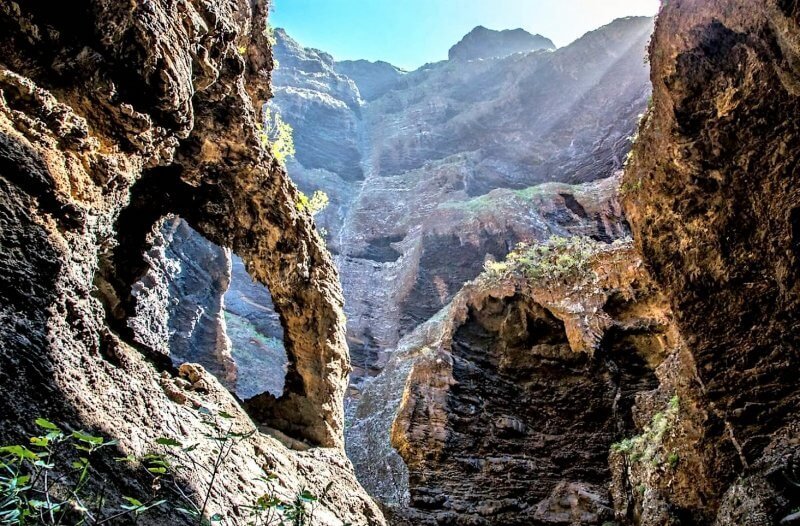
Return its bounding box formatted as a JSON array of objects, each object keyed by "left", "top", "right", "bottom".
[{"left": 271, "top": 0, "right": 660, "bottom": 70}]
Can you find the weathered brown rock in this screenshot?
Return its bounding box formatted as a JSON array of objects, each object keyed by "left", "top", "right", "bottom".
[
  {"left": 350, "top": 240, "right": 687, "bottom": 524},
  {"left": 0, "top": 0, "right": 382, "bottom": 523},
  {"left": 623, "top": 0, "right": 800, "bottom": 523}
]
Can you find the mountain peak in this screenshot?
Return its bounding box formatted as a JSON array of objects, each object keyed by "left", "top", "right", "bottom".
[{"left": 448, "top": 26, "right": 555, "bottom": 61}]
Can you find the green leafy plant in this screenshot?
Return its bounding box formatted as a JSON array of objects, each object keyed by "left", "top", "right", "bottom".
[
  {"left": 611, "top": 395, "right": 681, "bottom": 467},
  {"left": 147, "top": 408, "right": 257, "bottom": 525},
  {"left": 0, "top": 419, "right": 165, "bottom": 525},
  {"left": 264, "top": 20, "right": 277, "bottom": 47},
  {"left": 153, "top": 409, "right": 342, "bottom": 526},
  {"left": 2, "top": 413, "right": 349, "bottom": 525},
  {"left": 296, "top": 191, "right": 329, "bottom": 216},
  {"left": 260, "top": 107, "right": 295, "bottom": 165},
  {"left": 242, "top": 481, "right": 322, "bottom": 526}
]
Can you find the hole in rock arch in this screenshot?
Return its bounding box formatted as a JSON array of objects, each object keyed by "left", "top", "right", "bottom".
[
  {"left": 128, "top": 215, "right": 289, "bottom": 400},
  {"left": 94, "top": 163, "right": 339, "bottom": 447}
]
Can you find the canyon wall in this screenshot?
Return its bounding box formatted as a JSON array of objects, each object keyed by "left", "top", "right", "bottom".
[
  {"left": 140, "top": 18, "right": 652, "bottom": 406},
  {"left": 277, "top": 17, "right": 653, "bottom": 386},
  {"left": 128, "top": 17, "right": 654, "bottom": 521},
  {"left": 357, "top": 0, "right": 800, "bottom": 524},
  {"left": 354, "top": 239, "right": 698, "bottom": 525},
  {"left": 0, "top": 0, "right": 382, "bottom": 524},
  {"left": 622, "top": 0, "right": 800, "bottom": 522}
]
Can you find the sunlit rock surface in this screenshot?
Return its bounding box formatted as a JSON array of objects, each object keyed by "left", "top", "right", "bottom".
[
  {"left": 0, "top": 0, "right": 383, "bottom": 523},
  {"left": 448, "top": 25, "right": 555, "bottom": 61},
  {"left": 273, "top": 17, "right": 653, "bottom": 387},
  {"left": 154, "top": 17, "right": 652, "bottom": 399},
  {"left": 351, "top": 240, "right": 687, "bottom": 524}
]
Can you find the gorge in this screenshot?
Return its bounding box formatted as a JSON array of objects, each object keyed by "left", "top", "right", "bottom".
[{"left": 1, "top": 0, "right": 800, "bottom": 525}]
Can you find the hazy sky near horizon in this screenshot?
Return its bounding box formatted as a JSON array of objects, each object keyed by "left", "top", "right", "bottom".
[{"left": 271, "top": 0, "right": 660, "bottom": 70}]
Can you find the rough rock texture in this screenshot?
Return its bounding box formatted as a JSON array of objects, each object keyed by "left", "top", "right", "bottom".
[
  {"left": 0, "top": 0, "right": 383, "bottom": 523},
  {"left": 448, "top": 26, "right": 555, "bottom": 61},
  {"left": 350, "top": 240, "right": 690, "bottom": 524},
  {"left": 271, "top": 18, "right": 653, "bottom": 386},
  {"left": 272, "top": 29, "right": 362, "bottom": 183},
  {"left": 129, "top": 217, "right": 287, "bottom": 399},
  {"left": 621, "top": 0, "right": 800, "bottom": 523},
  {"left": 225, "top": 253, "right": 288, "bottom": 399},
  {"left": 129, "top": 216, "right": 237, "bottom": 389},
  {"left": 334, "top": 60, "right": 405, "bottom": 102},
  {"left": 340, "top": 174, "right": 629, "bottom": 383}
]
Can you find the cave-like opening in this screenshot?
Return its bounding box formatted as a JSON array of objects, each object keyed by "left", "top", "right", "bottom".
[{"left": 93, "top": 164, "right": 312, "bottom": 446}]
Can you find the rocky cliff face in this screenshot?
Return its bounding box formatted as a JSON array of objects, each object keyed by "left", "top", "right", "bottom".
[
  {"left": 129, "top": 217, "right": 287, "bottom": 400},
  {"left": 350, "top": 239, "right": 692, "bottom": 524},
  {"left": 351, "top": 1, "right": 800, "bottom": 522},
  {"left": 147, "top": 17, "right": 651, "bottom": 400},
  {"left": 448, "top": 26, "right": 555, "bottom": 61},
  {"left": 0, "top": 0, "right": 382, "bottom": 524},
  {"left": 621, "top": 0, "right": 800, "bottom": 523},
  {"left": 334, "top": 60, "right": 405, "bottom": 102},
  {"left": 278, "top": 17, "right": 653, "bottom": 386}
]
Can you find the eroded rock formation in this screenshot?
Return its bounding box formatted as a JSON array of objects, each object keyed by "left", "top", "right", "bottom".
[
  {"left": 129, "top": 217, "right": 287, "bottom": 399},
  {"left": 277, "top": 17, "right": 653, "bottom": 385},
  {"left": 622, "top": 0, "right": 800, "bottom": 522},
  {"left": 145, "top": 18, "right": 651, "bottom": 399},
  {"left": 349, "top": 239, "right": 693, "bottom": 524},
  {"left": 360, "top": 0, "right": 800, "bottom": 523},
  {"left": 0, "top": 0, "right": 382, "bottom": 523}
]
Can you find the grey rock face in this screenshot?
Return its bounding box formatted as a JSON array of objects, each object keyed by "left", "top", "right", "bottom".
[
  {"left": 334, "top": 60, "right": 405, "bottom": 101},
  {"left": 305, "top": 17, "right": 650, "bottom": 385},
  {"left": 225, "top": 255, "right": 287, "bottom": 399},
  {"left": 149, "top": 17, "right": 651, "bottom": 402},
  {"left": 130, "top": 217, "right": 236, "bottom": 389},
  {"left": 448, "top": 26, "right": 555, "bottom": 61},
  {"left": 344, "top": 176, "right": 629, "bottom": 514},
  {"left": 130, "top": 217, "right": 287, "bottom": 400},
  {"left": 272, "top": 29, "right": 363, "bottom": 182}
]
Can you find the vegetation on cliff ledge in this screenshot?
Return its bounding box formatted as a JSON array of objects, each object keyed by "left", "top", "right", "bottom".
[{"left": 484, "top": 235, "right": 627, "bottom": 285}]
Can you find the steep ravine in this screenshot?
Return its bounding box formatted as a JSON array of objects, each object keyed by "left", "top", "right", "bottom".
[
  {"left": 125, "top": 14, "right": 654, "bottom": 523},
  {"left": 158, "top": 17, "right": 653, "bottom": 398},
  {"left": 3, "top": 1, "right": 798, "bottom": 525},
  {"left": 0, "top": 1, "right": 383, "bottom": 524},
  {"left": 356, "top": 0, "right": 800, "bottom": 524}
]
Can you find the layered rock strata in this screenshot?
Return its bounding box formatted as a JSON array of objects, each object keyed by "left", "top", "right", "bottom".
[
  {"left": 350, "top": 240, "right": 695, "bottom": 524},
  {"left": 142, "top": 17, "right": 653, "bottom": 398},
  {"left": 275, "top": 17, "right": 654, "bottom": 384}
]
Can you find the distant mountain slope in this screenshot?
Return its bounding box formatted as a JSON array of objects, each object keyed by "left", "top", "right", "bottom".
[
  {"left": 334, "top": 59, "right": 406, "bottom": 101},
  {"left": 448, "top": 25, "right": 555, "bottom": 61},
  {"left": 270, "top": 17, "right": 652, "bottom": 382},
  {"left": 149, "top": 17, "right": 652, "bottom": 407}
]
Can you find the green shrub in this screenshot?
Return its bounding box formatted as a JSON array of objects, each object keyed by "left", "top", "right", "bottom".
[
  {"left": 484, "top": 235, "right": 602, "bottom": 284},
  {"left": 260, "top": 108, "right": 295, "bottom": 165},
  {"left": 610, "top": 395, "right": 681, "bottom": 468},
  {"left": 296, "top": 191, "right": 329, "bottom": 216},
  {"left": 0, "top": 418, "right": 166, "bottom": 525}
]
